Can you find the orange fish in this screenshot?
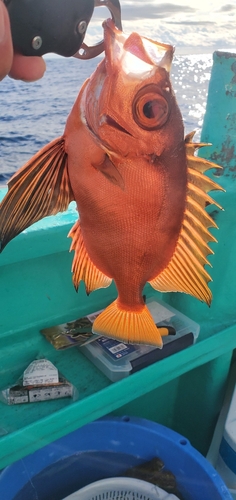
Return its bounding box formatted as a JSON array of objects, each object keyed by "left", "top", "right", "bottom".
[{"left": 0, "top": 20, "right": 223, "bottom": 347}]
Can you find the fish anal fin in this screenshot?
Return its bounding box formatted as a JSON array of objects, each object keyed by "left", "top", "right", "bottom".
[
  {"left": 92, "top": 299, "right": 165, "bottom": 347},
  {"left": 68, "top": 220, "right": 112, "bottom": 294},
  {"left": 0, "top": 137, "right": 74, "bottom": 252}
]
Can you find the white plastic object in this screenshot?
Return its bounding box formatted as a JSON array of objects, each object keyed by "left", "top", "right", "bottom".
[{"left": 63, "top": 477, "right": 179, "bottom": 500}]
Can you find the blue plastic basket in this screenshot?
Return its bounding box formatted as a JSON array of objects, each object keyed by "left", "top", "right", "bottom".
[{"left": 0, "top": 416, "right": 232, "bottom": 500}]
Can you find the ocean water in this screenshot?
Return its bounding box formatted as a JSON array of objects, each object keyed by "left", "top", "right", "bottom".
[{"left": 0, "top": 53, "right": 212, "bottom": 185}]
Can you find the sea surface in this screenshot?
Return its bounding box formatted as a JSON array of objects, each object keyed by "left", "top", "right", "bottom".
[{"left": 0, "top": 53, "right": 213, "bottom": 185}]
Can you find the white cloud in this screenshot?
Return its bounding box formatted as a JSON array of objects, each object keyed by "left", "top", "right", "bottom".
[{"left": 87, "top": 0, "right": 236, "bottom": 54}]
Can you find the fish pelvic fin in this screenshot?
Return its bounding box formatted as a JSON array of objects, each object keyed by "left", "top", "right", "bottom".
[
  {"left": 92, "top": 299, "right": 166, "bottom": 347},
  {"left": 0, "top": 137, "right": 74, "bottom": 252},
  {"left": 149, "top": 131, "right": 224, "bottom": 305},
  {"left": 68, "top": 220, "right": 112, "bottom": 294}
]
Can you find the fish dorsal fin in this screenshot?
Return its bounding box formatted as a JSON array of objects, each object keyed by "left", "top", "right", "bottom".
[
  {"left": 0, "top": 137, "right": 74, "bottom": 252},
  {"left": 68, "top": 220, "right": 112, "bottom": 294},
  {"left": 149, "top": 132, "right": 224, "bottom": 305}
]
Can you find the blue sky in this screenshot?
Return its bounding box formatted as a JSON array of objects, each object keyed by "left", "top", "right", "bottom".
[{"left": 87, "top": 0, "right": 236, "bottom": 54}]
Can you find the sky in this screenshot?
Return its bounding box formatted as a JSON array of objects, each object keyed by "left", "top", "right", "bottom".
[{"left": 86, "top": 0, "right": 236, "bottom": 55}]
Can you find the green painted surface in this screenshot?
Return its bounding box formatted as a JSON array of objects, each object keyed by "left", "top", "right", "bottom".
[
  {"left": 0, "top": 322, "right": 235, "bottom": 467},
  {"left": 0, "top": 50, "right": 236, "bottom": 469}
]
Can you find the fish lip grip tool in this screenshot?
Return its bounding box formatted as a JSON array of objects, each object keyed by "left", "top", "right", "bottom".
[
  {"left": 75, "top": 0, "right": 122, "bottom": 60},
  {"left": 3, "top": 0, "right": 122, "bottom": 59}
]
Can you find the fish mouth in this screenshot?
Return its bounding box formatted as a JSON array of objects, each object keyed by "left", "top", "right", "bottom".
[{"left": 104, "top": 115, "right": 133, "bottom": 136}]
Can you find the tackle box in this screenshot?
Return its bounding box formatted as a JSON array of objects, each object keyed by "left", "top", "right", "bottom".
[{"left": 80, "top": 299, "right": 200, "bottom": 381}]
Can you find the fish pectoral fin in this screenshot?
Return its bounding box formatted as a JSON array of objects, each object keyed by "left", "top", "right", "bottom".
[
  {"left": 93, "top": 154, "right": 125, "bottom": 190},
  {"left": 0, "top": 137, "right": 74, "bottom": 252},
  {"left": 92, "top": 299, "right": 165, "bottom": 347},
  {"left": 68, "top": 220, "right": 112, "bottom": 294}
]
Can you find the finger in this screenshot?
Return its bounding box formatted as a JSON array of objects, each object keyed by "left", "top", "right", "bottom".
[
  {"left": 0, "top": 2, "right": 13, "bottom": 80},
  {"left": 9, "top": 53, "right": 46, "bottom": 82}
]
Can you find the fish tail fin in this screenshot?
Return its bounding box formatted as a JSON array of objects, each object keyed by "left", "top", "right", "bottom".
[{"left": 93, "top": 299, "right": 167, "bottom": 347}]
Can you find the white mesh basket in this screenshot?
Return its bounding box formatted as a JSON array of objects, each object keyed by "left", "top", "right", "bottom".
[{"left": 63, "top": 477, "right": 179, "bottom": 500}]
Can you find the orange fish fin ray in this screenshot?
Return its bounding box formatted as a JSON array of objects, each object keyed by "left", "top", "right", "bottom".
[
  {"left": 186, "top": 196, "right": 219, "bottom": 229},
  {"left": 68, "top": 220, "right": 112, "bottom": 293},
  {"left": 187, "top": 155, "right": 223, "bottom": 174},
  {"left": 185, "top": 133, "right": 223, "bottom": 175},
  {"left": 185, "top": 131, "right": 214, "bottom": 154},
  {"left": 183, "top": 217, "right": 214, "bottom": 256},
  {"left": 149, "top": 245, "right": 212, "bottom": 305},
  {"left": 0, "top": 137, "right": 74, "bottom": 252},
  {"left": 188, "top": 182, "right": 223, "bottom": 210},
  {"left": 149, "top": 133, "right": 223, "bottom": 305},
  {"left": 92, "top": 299, "right": 164, "bottom": 347},
  {"left": 180, "top": 228, "right": 212, "bottom": 267},
  {"left": 188, "top": 168, "right": 225, "bottom": 194}
]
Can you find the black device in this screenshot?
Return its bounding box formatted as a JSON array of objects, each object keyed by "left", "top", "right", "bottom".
[{"left": 4, "top": 0, "right": 122, "bottom": 59}]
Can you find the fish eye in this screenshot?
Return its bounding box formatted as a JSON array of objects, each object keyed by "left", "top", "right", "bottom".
[{"left": 133, "top": 85, "right": 169, "bottom": 130}]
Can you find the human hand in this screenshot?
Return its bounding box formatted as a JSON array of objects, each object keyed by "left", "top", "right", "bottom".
[{"left": 0, "top": 1, "right": 46, "bottom": 81}]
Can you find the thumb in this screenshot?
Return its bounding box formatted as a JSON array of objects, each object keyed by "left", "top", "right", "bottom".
[{"left": 0, "top": 1, "right": 13, "bottom": 80}]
